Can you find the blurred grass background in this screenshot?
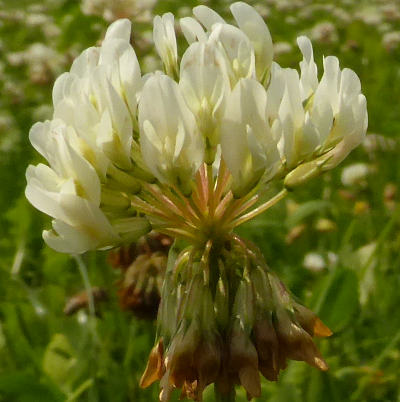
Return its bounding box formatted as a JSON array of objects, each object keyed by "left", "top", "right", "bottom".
[{"left": 0, "top": 0, "right": 400, "bottom": 401}]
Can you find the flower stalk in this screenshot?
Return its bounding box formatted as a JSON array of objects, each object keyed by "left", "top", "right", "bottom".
[
  {"left": 232, "top": 188, "right": 288, "bottom": 228},
  {"left": 214, "top": 386, "right": 236, "bottom": 402}
]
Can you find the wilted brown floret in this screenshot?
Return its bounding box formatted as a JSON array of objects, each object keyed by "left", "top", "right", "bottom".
[
  {"left": 229, "top": 327, "right": 261, "bottom": 399},
  {"left": 140, "top": 241, "right": 332, "bottom": 401},
  {"left": 275, "top": 314, "right": 328, "bottom": 372},
  {"left": 140, "top": 333, "right": 223, "bottom": 401},
  {"left": 108, "top": 232, "right": 172, "bottom": 269},
  {"left": 63, "top": 287, "right": 108, "bottom": 316},
  {"left": 142, "top": 306, "right": 331, "bottom": 401},
  {"left": 117, "top": 253, "right": 166, "bottom": 319},
  {"left": 254, "top": 319, "right": 281, "bottom": 381},
  {"left": 110, "top": 233, "right": 171, "bottom": 319},
  {"left": 194, "top": 337, "right": 222, "bottom": 397}
]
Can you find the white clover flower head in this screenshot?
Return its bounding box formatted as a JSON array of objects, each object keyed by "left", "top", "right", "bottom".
[
  {"left": 303, "top": 252, "right": 326, "bottom": 272},
  {"left": 310, "top": 21, "right": 338, "bottom": 45},
  {"left": 26, "top": 3, "right": 367, "bottom": 256},
  {"left": 341, "top": 163, "right": 369, "bottom": 187},
  {"left": 24, "top": 5, "right": 364, "bottom": 400},
  {"left": 382, "top": 31, "right": 400, "bottom": 52}
]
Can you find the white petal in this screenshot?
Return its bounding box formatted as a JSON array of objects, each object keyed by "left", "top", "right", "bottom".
[
  {"left": 278, "top": 69, "right": 305, "bottom": 167},
  {"left": 280, "top": 69, "right": 304, "bottom": 128},
  {"left": 61, "top": 140, "right": 101, "bottom": 205},
  {"left": 180, "top": 17, "right": 207, "bottom": 44},
  {"left": 339, "top": 68, "right": 361, "bottom": 102},
  {"left": 59, "top": 178, "right": 77, "bottom": 195},
  {"left": 104, "top": 19, "right": 131, "bottom": 42},
  {"left": 25, "top": 179, "right": 64, "bottom": 222},
  {"left": 209, "top": 23, "right": 255, "bottom": 85},
  {"left": 99, "top": 38, "right": 142, "bottom": 118},
  {"left": 58, "top": 193, "right": 117, "bottom": 241},
  {"left": 29, "top": 121, "right": 51, "bottom": 158},
  {"left": 179, "top": 40, "right": 229, "bottom": 144},
  {"left": 193, "top": 5, "right": 225, "bottom": 30},
  {"left": 297, "top": 36, "right": 318, "bottom": 100},
  {"left": 139, "top": 73, "right": 204, "bottom": 186},
  {"left": 140, "top": 120, "right": 163, "bottom": 179},
  {"left": 153, "top": 13, "right": 178, "bottom": 75},
  {"left": 266, "top": 62, "right": 286, "bottom": 119},
  {"left": 91, "top": 69, "right": 133, "bottom": 167},
  {"left": 314, "top": 56, "right": 341, "bottom": 114},
  {"left": 52, "top": 72, "right": 74, "bottom": 107},
  {"left": 310, "top": 100, "right": 333, "bottom": 144},
  {"left": 174, "top": 121, "right": 186, "bottom": 161},
  {"left": 27, "top": 163, "right": 60, "bottom": 191},
  {"left": 221, "top": 78, "right": 279, "bottom": 194},
  {"left": 70, "top": 47, "right": 100, "bottom": 77},
  {"left": 230, "top": 2, "right": 273, "bottom": 81},
  {"left": 355, "top": 94, "right": 368, "bottom": 136},
  {"left": 43, "top": 220, "right": 97, "bottom": 254}
]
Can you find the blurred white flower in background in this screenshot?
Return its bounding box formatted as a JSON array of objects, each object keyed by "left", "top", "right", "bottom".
[
  {"left": 273, "top": 41, "right": 293, "bottom": 56},
  {"left": 382, "top": 31, "right": 400, "bottom": 52},
  {"left": 362, "top": 133, "right": 397, "bottom": 155},
  {"left": 0, "top": 113, "right": 19, "bottom": 153},
  {"left": 341, "top": 163, "right": 369, "bottom": 187},
  {"left": 355, "top": 5, "right": 383, "bottom": 26},
  {"left": 382, "top": 2, "right": 400, "bottom": 22},
  {"left": 7, "top": 43, "right": 66, "bottom": 85},
  {"left": 81, "top": 0, "right": 156, "bottom": 22},
  {"left": 310, "top": 21, "right": 338, "bottom": 45},
  {"left": 303, "top": 252, "right": 326, "bottom": 272}
]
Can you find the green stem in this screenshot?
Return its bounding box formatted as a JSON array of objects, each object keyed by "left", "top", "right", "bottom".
[
  {"left": 74, "top": 255, "right": 96, "bottom": 318},
  {"left": 66, "top": 378, "right": 94, "bottom": 402},
  {"left": 214, "top": 386, "right": 236, "bottom": 402},
  {"left": 232, "top": 189, "right": 288, "bottom": 227}
]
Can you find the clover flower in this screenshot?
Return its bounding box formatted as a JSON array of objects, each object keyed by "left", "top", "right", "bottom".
[{"left": 26, "top": 2, "right": 367, "bottom": 400}]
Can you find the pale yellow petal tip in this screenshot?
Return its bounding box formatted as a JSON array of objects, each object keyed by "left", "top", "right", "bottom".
[
  {"left": 313, "top": 318, "right": 333, "bottom": 337},
  {"left": 139, "top": 364, "right": 158, "bottom": 389},
  {"left": 314, "top": 357, "right": 329, "bottom": 372},
  {"left": 140, "top": 341, "right": 164, "bottom": 388}
]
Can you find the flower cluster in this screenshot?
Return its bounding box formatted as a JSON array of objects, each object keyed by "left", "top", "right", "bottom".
[
  {"left": 26, "top": 20, "right": 152, "bottom": 253},
  {"left": 25, "top": 2, "right": 367, "bottom": 400},
  {"left": 26, "top": 2, "right": 367, "bottom": 255}
]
